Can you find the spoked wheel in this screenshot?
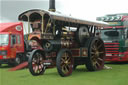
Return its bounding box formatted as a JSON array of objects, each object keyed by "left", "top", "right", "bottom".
[
  {"left": 85, "top": 37, "right": 105, "bottom": 71},
  {"left": 56, "top": 49, "right": 73, "bottom": 77},
  {"left": 28, "top": 50, "right": 46, "bottom": 76}
]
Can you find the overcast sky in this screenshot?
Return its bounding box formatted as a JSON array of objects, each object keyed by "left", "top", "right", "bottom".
[{"left": 0, "top": 0, "right": 128, "bottom": 23}]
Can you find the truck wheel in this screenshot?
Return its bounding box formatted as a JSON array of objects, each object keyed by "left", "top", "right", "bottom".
[
  {"left": 56, "top": 49, "right": 73, "bottom": 77},
  {"left": 15, "top": 54, "right": 22, "bottom": 65},
  {"left": 85, "top": 37, "right": 105, "bottom": 71},
  {"left": 28, "top": 50, "right": 46, "bottom": 76}
]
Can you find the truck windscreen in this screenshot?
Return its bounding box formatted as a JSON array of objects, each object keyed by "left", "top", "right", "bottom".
[
  {"left": 0, "top": 34, "right": 9, "bottom": 46},
  {"left": 100, "top": 29, "right": 122, "bottom": 40}
]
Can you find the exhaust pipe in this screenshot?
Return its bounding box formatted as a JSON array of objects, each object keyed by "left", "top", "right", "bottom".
[{"left": 49, "top": 0, "right": 56, "bottom": 12}]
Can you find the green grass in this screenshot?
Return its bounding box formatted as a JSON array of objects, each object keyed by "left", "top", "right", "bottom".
[{"left": 0, "top": 63, "right": 128, "bottom": 85}]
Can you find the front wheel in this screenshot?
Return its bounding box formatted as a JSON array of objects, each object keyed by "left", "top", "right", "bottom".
[
  {"left": 56, "top": 49, "right": 73, "bottom": 77},
  {"left": 14, "top": 54, "right": 23, "bottom": 66},
  {"left": 28, "top": 50, "right": 46, "bottom": 76},
  {"left": 85, "top": 37, "right": 105, "bottom": 71}
]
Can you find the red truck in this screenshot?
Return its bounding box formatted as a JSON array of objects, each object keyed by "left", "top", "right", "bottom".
[{"left": 0, "top": 22, "right": 27, "bottom": 66}]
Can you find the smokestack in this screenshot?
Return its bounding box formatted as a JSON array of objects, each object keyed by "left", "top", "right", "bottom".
[{"left": 49, "top": 0, "right": 56, "bottom": 12}]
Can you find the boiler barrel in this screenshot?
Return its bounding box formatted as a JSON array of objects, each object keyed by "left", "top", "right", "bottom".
[{"left": 43, "top": 40, "right": 77, "bottom": 52}]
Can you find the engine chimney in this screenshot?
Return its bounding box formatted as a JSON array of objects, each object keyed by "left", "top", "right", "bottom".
[{"left": 49, "top": 0, "right": 56, "bottom": 12}]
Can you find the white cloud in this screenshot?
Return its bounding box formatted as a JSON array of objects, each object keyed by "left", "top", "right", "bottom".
[
  {"left": 0, "top": 0, "right": 128, "bottom": 22},
  {"left": 57, "top": 0, "right": 128, "bottom": 21},
  {"left": 0, "top": 17, "right": 12, "bottom": 23}
]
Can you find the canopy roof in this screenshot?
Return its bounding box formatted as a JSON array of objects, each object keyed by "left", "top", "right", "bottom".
[{"left": 18, "top": 9, "right": 108, "bottom": 27}]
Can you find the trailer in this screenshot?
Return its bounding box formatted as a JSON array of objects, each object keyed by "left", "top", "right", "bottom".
[
  {"left": 18, "top": 0, "right": 108, "bottom": 77},
  {"left": 0, "top": 22, "right": 27, "bottom": 66}
]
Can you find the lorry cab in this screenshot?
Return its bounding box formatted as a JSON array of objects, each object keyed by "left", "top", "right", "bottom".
[
  {"left": 100, "top": 27, "right": 128, "bottom": 44},
  {"left": 97, "top": 14, "right": 128, "bottom": 61},
  {"left": 0, "top": 22, "right": 25, "bottom": 66},
  {"left": 0, "top": 33, "right": 9, "bottom": 60}
]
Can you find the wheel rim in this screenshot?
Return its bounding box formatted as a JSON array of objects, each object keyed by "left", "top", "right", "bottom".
[
  {"left": 60, "top": 52, "right": 73, "bottom": 75},
  {"left": 90, "top": 39, "right": 105, "bottom": 70},
  {"left": 31, "top": 52, "right": 45, "bottom": 74}
]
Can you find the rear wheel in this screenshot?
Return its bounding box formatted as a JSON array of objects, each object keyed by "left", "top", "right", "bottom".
[
  {"left": 85, "top": 37, "right": 105, "bottom": 71},
  {"left": 56, "top": 49, "right": 73, "bottom": 77},
  {"left": 28, "top": 50, "right": 46, "bottom": 76}
]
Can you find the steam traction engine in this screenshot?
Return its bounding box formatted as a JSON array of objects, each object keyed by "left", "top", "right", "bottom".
[{"left": 18, "top": 2, "right": 107, "bottom": 77}]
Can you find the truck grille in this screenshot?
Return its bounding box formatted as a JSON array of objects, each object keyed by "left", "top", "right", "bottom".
[
  {"left": 104, "top": 43, "right": 119, "bottom": 55},
  {"left": 0, "top": 50, "right": 7, "bottom": 55}
]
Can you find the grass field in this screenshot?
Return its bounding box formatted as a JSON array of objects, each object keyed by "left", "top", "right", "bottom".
[{"left": 0, "top": 62, "right": 128, "bottom": 85}]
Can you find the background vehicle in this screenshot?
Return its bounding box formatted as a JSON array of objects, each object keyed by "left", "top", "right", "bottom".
[
  {"left": 97, "top": 13, "right": 128, "bottom": 62},
  {"left": 18, "top": 0, "right": 107, "bottom": 77},
  {"left": 0, "top": 22, "right": 27, "bottom": 66}
]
